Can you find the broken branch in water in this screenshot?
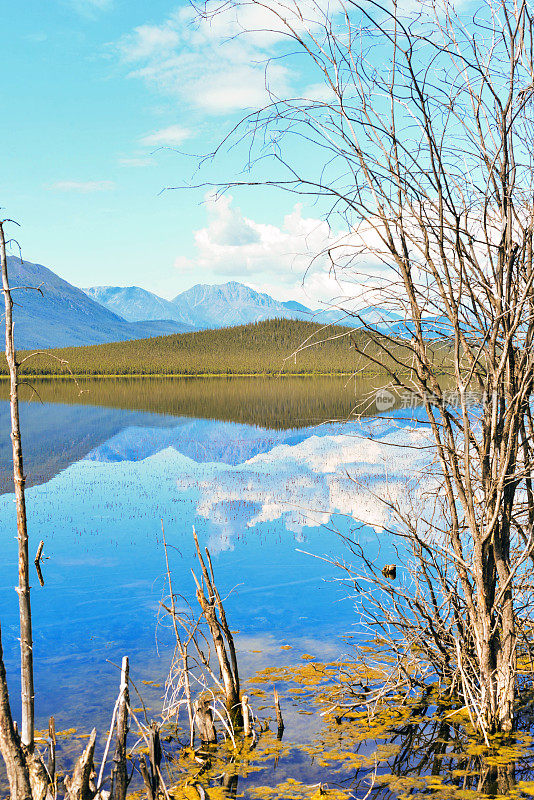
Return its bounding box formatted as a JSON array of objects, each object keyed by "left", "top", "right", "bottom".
[
  {"left": 160, "top": 525, "right": 248, "bottom": 753},
  {"left": 34, "top": 541, "right": 45, "bottom": 588}
]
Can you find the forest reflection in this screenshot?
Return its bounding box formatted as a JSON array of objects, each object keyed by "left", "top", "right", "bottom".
[{"left": 0, "top": 375, "right": 401, "bottom": 429}]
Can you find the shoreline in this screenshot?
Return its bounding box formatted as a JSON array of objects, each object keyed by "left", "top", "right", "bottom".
[{"left": 0, "top": 369, "right": 419, "bottom": 380}]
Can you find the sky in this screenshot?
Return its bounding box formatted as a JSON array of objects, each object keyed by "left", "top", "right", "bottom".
[{"left": 0, "top": 0, "right": 352, "bottom": 305}]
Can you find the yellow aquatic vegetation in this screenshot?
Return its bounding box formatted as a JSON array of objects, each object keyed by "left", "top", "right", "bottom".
[
  {"left": 250, "top": 661, "right": 337, "bottom": 689},
  {"left": 121, "top": 656, "right": 534, "bottom": 799},
  {"left": 374, "top": 773, "right": 534, "bottom": 800},
  {"left": 156, "top": 731, "right": 295, "bottom": 798},
  {"left": 250, "top": 778, "right": 349, "bottom": 799},
  {"left": 170, "top": 786, "right": 209, "bottom": 799}
]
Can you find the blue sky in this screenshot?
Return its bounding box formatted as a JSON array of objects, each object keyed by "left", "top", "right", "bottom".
[{"left": 1, "top": 0, "right": 346, "bottom": 303}]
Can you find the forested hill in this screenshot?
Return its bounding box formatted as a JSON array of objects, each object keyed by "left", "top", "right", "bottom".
[{"left": 2, "top": 319, "right": 414, "bottom": 377}]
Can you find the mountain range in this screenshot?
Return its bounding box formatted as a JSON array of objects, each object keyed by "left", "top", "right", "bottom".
[
  {"left": 83, "top": 281, "right": 406, "bottom": 332},
  {"left": 4, "top": 257, "right": 195, "bottom": 349},
  {"left": 3, "top": 256, "right": 421, "bottom": 350},
  {"left": 84, "top": 282, "right": 323, "bottom": 328}
]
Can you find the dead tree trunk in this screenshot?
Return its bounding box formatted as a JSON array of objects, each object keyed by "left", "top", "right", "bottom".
[
  {"left": 0, "top": 622, "right": 32, "bottom": 800},
  {"left": 192, "top": 529, "right": 242, "bottom": 726},
  {"left": 64, "top": 728, "right": 97, "bottom": 800},
  {"left": 139, "top": 723, "right": 161, "bottom": 800},
  {"left": 194, "top": 696, "right": 218, "bottom": 744},
  {"left": 47, "top": 716, "right": 56, "bottom": 792},
  {"left": 0, "top": 221, "right": 34, "bottom": 748},
  {"left": 273, "top": 688, "right": 284, "bottom": 739},
  {"left": 110, "top": 656, "right": 129, "bottom": 800}
]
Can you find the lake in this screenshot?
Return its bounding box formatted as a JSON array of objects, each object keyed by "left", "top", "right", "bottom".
[{"left": 0, "top": 377, "right": 427, "bottom": 796}]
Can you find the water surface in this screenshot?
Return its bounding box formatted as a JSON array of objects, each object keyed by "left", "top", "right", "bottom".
[{"left": 0, "top": 376, "right": 413, "bottom": 787}]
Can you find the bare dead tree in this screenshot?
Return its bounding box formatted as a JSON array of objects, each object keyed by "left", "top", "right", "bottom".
[
  {"left": 189, "top": 0, "right": 534, "bottom": 734},
  {"left": 160, "top": 527, "right": 244, "bottom": 747},
  {"left": 191, "top": 528, "right": 242, "bottom": 726},
  {"left": 0, "top": 220, "right": 34, "bottom": 748}
]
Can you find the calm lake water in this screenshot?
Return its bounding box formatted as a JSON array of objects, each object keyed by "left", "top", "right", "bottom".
[{"left": 0, "top": 376, "right": 423, "bottom": 794}]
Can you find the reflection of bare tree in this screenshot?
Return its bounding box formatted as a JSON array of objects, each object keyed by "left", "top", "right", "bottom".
[
  {"left": 220, "top": 769, "right": 239, "bottom": 797},
  {"left": 336, "top": 698, "right": 534, "bottom": 799}
]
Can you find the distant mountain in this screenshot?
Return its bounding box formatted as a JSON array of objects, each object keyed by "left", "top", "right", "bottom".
[
  {"left": 282, "top": 300, "right": 311, "bottom": 314},
  {"left": 82, "top": 278, "right": 455, "bottom": 341},
  {"left": 281, "top": 299, "right": 343, "bottom": 325},
  {"left": 340, "top": 306, "right": 404, "bottom": 332},
  {"left": 389, "top": 315, "right": 454, "bottom": 338},
  {"left": 82, "top": 280, "right": 416, "bottom": 334},
  {"left": 171, "top": 285, "right": 418, "bottom": 333},
  {"left": 84, "top": 286, "right": 186, "bottom": 323},
  {"left": 171, "top": 281, "right": 305, "bottom": 328},
  {"left": 4, "top": 257, "right": 195, "bottom": 349},
  {"left": 291, "top": 304, "right": 404, "bottom": 329},
  {"left": 85, "top": 281, "right": 299, "bottom": 329}
]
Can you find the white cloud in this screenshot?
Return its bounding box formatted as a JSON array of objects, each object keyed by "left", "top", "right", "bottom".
[
  {"left": 174, "top": 193, "right": 390, "bottom": 305},
  {"left": 200, "top": 195, "right": 260, "bottom": 246},
  {"left": 301, "top": 82, "right": 336, "bottom": 102},
  {"left": 139, "top": 125, "right": 191, "bottom": 148},
  {"left": 116, "top": 5, "right": 293, "bottom": 115},
  {"left": 120, "top": 23, "right": 179, "bottom": 61},
  {"left": 47, "top": 180, "right": 115, "bottom": 193},
  {"left": 176, "top": 193, "right": 337, "bottom": 281},
  {"left": 115, "top": 0, "right": 475, "bottom": 120}
]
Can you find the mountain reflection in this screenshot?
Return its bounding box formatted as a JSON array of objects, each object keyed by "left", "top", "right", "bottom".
[{"left": 0, "top": 375, "right": 404, "bottom": 492}]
